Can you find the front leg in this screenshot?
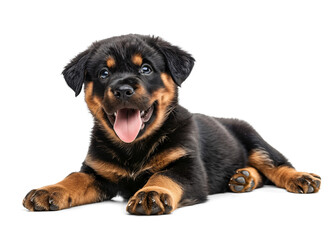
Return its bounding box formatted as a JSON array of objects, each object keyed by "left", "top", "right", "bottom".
[
  {"left": 23, "top": 172, "right": 103, "bottom": 211},
  {"left": 127, "top": 174, "right": 183, "bottom": 215},
  {"left": 127, "top": 157, "right": 208, "bottom": 215}
]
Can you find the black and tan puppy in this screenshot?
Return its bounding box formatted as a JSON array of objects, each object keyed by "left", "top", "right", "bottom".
[{"left": 23, "top": 34, "right": 321, "bottom": 214}]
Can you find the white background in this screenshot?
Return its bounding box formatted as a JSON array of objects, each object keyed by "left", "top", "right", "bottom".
[{"left": 0, "top": 0, "right": 335, "bottom": 239}]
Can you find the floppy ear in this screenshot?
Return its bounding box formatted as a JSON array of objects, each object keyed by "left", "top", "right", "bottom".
[
  {"left": 62, "top": 48, "right": 91, "bottom": 97},
  {"left": 152, "top": 37, "right": 195, "bottom": 86}
]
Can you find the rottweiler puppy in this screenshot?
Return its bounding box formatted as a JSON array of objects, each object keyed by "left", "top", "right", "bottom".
[{"left": 23, "top": 34, "right": 321, "bottom": 214}]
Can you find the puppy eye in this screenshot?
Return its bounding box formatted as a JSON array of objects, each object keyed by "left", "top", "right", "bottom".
[
  {"left": 139, "top": 64, "right": 152, "bottom": 75},
  {"left": 99, "top": 68, "right": 110, "bottom": 79}
]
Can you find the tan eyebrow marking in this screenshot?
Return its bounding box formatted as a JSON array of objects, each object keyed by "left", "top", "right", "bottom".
[
  {"left": 106, "top": 56, "right": 116, "bottom": 68},
  {"left": 132, "top": 54, "right": 143, "bottom": 66}
]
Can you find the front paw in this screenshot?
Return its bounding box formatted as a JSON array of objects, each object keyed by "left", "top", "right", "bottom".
[
  {"left": 126, "top": 188, "right": 174, "bottom": 215},
  {"left": 23, "top": 186, "right": 72, "bottom": 211}
]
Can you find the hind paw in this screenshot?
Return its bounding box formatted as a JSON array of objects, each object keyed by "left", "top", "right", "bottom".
[
  {"left": 285, "top": 172, "right": 321, "bottom": 194},
  {"left": 229, "top": 168, "right": 259, "bottom": 193}
]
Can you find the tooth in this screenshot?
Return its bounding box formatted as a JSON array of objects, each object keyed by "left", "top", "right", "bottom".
[
  {"left": 113, "top": 112, "right": 116, "bottom": 116},
  {"left": 141, "top": 111, "right": 145, "bottom": 117},
  {"left": 141, "top": 123, "right": 145, "bottom": 130}
]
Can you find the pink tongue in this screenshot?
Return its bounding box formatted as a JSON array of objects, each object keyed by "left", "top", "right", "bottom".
[{"left": 114, "top": 109, "right": 142, "bottom": 143}]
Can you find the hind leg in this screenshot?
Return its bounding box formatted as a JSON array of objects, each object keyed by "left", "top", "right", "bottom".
[
  {"left": 229, "top": 167, "right": 263, "bottom": 193},
  {"left": 248, "top": 149, "right": 321, "bottom": 193},
  {"left": 221, "top": 119, "right": 321, "bottom": 193}
]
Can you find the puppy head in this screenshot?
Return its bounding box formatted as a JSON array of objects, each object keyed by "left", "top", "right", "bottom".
[{"left": 62, "top": 34, "right": 194, "bottom": 143}]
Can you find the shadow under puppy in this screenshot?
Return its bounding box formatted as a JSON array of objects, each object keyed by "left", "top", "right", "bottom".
[{"left": 23, "top": 34, "right": 321, "bottom": 215}]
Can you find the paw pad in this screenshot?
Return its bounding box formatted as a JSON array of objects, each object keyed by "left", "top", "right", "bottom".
[{"left": 229, "top": 169, "right": 257, "bottom": 193}]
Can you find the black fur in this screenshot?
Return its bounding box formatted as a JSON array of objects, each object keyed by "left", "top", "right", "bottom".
[
  {"left": 149, "top": 37, "right": 195, "bottom": 86},
  {"left": 63, "top": 34, "right": 290, "bottom": 203},
  {"left": 23, "top": 34, "right": 319, "bottom": 214},
  {"left": 63, "top": 48, "right": 92, "bottom": 96}
]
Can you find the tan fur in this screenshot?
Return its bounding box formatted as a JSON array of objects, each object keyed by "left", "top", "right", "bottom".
[
  {"left": 248, "top": 149, "right": 321, "bottom": 193},
  {"left": 141, "top": 174, "right": 183, "bottom": 209},
  {"left": 136, "top": 73, "right": 176, "bottom": 141},
  {"left": 145, "top": 147, "right": 187, "bottom": 172},
  {"left": 85, "top": 146, "right": 187, "bottom": 182},
  {"left": 84, "top": 74, "right": 176, "bottom": 143},
  {"left": 248, "top": 150, "right": 293, "bottom": 188},
  {"left": 229, "top": 166, "right": 263, "bottom": 193},
  {"left": 106, "top": 56, "right": 116, "bottom": 68},
  {"left": 23, "top": 173, "right": 100, "bottom": 211},
  {"left": 244, "top": 167, "right": 263, "bottom": 185},
  {"left": 84, "top": 82, "right": 120, "bottom": 142},
  {"left": 132, "top": 54, "right": 143, "bottom": 66},
  {"left": 85, "top": 155, "right": 128, "bottom": 182},
  {"left": 127, "top": 174, "right": 183, "bottom": 214}
]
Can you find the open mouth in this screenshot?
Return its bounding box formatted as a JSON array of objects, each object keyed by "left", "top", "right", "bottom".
[{"left": 107, "top": 105, "right": 154, "bottom": 143}]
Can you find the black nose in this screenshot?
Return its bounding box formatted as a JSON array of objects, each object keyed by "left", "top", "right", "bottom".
[{"left": 113, "top": 85, "right": 135, "bottom": 100}]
